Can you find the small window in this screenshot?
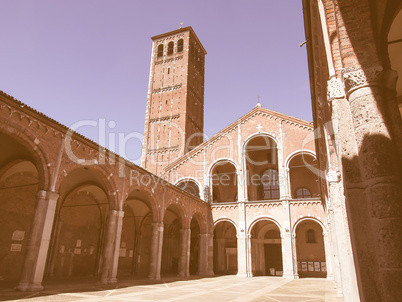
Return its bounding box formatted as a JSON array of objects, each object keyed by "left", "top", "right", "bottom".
[
  {"left": 307, "top": 229, "right": 316, "bottom": 243},
  {"left": 177, "top": 39, "right": 184, "bottom": 52},
  {"left": 167, "top": 67, "right": 170, "bottom": 74},
  {"left": 295, "top": 187, "right": 312, "bottom": 199},
  {"left": 157, "top": 44, "right": 164, "bottom": 57},
  {"left": 167, "top": 41, "right": 174, "bottom": 55}
]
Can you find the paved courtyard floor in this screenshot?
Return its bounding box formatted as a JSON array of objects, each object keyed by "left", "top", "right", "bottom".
[{"left": 0, "top": 276, "right": 343, "bottom": 302}]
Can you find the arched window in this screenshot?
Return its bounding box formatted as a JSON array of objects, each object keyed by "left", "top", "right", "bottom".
[
  {"left": 157, "top": 44, "right": 164, "bottom": 57},
  {"left": 245, "top": 135, "right": 279, "bottom": 201},
  {"left": 211, "top": 161, "right": 237, "bottom": 203},
  {"left": 260, "top": 169, "right": 279, "bottom": 200},
  {"left": 167, "top": 41, "right": 174, "bottom": 55},
  {"left": 177, "top": 39, "right": 184, "bottom": 52},
  {"left": 295, "top": 187, "right": 312, "bottom": 199},
  {"left": 177, "top": 180, "right": 200, "bottom": 198},
  {"left": 288, "top": 153, "right": 319, "bottom": 199},
  {"left": 306, "top": 229, "right": 316, "bottom": 243}
]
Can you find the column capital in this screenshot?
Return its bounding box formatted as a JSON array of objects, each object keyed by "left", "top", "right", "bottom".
[
  {"left": 342, "top": 66, "right": 382, "bottom": 97},
  {"left": 327, "top": 169, "right": 341, "bottom": 183},
  {"left": 109, "top": 209, "right": 124, "bottom": 218},
  {"left": 151, "top": 222, "right": 164, "bottom": 230},
  {"left": 36, "top": 190, "right": 59, "bottom": 201},
  {"left": 327, "top": 76, "right": 346, "bottom": 102}
]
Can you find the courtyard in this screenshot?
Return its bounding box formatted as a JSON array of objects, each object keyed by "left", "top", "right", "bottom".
[{"left": 0, "top": 276, "right": 341, "bottom": 302}]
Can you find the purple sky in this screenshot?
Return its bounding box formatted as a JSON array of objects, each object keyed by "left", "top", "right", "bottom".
[{"left": 0, "top": 0, "right": 311, "bottom": 164}]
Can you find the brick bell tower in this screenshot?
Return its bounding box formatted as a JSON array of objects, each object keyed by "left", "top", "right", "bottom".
[{"left": 141, "top": 26, "right": 206, "bottom": 175}]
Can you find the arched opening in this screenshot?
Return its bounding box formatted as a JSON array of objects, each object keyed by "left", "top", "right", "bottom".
[
  {"left": 0, "top": 133, "right": 40, "bottom": 283},
  {"left": 176, "top": 179, "right": 200, "bottom": 198},
  {"left": 245, "top": 135, "right": 279, "bottom": 201},
  {"left": 157, "top": 44, "right": 164, "bottom": 57},
  {"left": 213, "top": 221, "right": 237, "bottom": 275},
  {"left": 295, "top": 220, "right": 326, "bottom": 278},
  {"left": 177, "top": 39, "right": 184, "bottom": 52},
  {"left": 250, "top": 220, "right": 282, "bottom": 276},
  {"left": 47, "top": 168, "right": 109, "bottom": 279},
  {"left": 387, "top": 7, "right": 402, "bottom": 115},
  {"left": 189, "top": 215, "right": 201, "bottom": 275},
  {"left": 167, "top": 41, "right": 174, "bottom": 55},
  {"left": 161, "top": 205, "right": 182, "bottom": 275},
  {"left": 118, "top": 190, "right": 153, "bottom": 277},
  {"left": 211, "top": 161, "right": 237, "bottom": 203},
  {"left": 288, "top": 153, "right": 319, "bottom": 199}
]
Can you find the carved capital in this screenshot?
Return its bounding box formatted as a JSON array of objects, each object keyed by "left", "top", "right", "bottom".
[
  {"left": 327, "top": 77, "right": 345, "bottom": 101},
  {"left": 109, "top": 209, "right": 124, "bottom": 218},
  {"left": 37, "top": 190, "right": 59, "bottom": 201},
  {"left": 342, "top": 67, "right": 382, "bottom": 95},
  {"left": 327, "top": 169, "right": 341, "bottom": 183}
]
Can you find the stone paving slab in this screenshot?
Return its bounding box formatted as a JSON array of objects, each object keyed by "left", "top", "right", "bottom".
[{"left": 0, "top": 276, "right": 343, "bottom": 302}]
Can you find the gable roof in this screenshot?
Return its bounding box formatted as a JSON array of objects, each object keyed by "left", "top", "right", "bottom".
[{"left": 164, "top": 105, "right": 313, "bottom": 172}]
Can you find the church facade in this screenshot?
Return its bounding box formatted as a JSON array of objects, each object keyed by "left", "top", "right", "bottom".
[{"left": 0, "top": 26, "right": 331, "bottom": 293}]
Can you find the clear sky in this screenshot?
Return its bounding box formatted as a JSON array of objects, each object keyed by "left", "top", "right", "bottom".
[{"left": 0, "top": 0, "right": 312, "bottom": 164}]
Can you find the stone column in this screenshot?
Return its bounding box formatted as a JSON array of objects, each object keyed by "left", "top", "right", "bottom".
[
  {"left": 17, "top": 190, "right": 59, "bottom": 291},
  {"left": 278, "top": 120, "right": 290, "bottom": 199},
  {"left": 246, "top": 234, "right": 253, "bottom": 277},
  {"left": 281, "top": 200, "right": 296, "bottom": 278},
  {"left": 100, "top": 210, "right": 124, "bottom": 284},
  {"left": 322, "top": 229, "right": 334, "bottom": 280},
  {"left": 178, "top": 228, "right": 190, "bottom": 278},
  {"left": 291, "top": 234, "right": 299, "bottom": 279},
  {"left": 47, "top": 217, "right": 63, "bottom": 277},
  {"left": 327, "top": 211, "right": 344, "bottom": 298},
  {"left": 111, "top": 211, "right": 124, "bottom": 282},
  {"left": 198, "top": 233, "right": 214, "bottom": 276},
  {"left": 236, "top": 202, "right": 249, "bottom": 277},
  {"left": 333, "top": 205, "right": 360, "bottom": 300},
  {"left": 148, "top": 222, "right": 164, "bottom": 280},
  {"left": 215, "top": 238, "right": 226, "bottom": 273},
  {"left": 236, "top": 231, "right": 247, "bottom": 277},
  {"left": 237, "top": 123, "right": 247, "bottom": 202},
  {"left": 327, "top": 76, "right": 360, "bottom": 300},
  {"left": 342, "top": 67, "right": 402, "bottom": 301}
]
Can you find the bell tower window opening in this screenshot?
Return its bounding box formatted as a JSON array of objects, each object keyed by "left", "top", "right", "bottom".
[
  {"left": 177, "top": 39, "right": 184, "bottom": 52},
  {"left": 157, "top": 44, "right": 164, "bottom": 57},
  {"left": 167, "top": 41, "right": 174, "bottom": 55}
]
